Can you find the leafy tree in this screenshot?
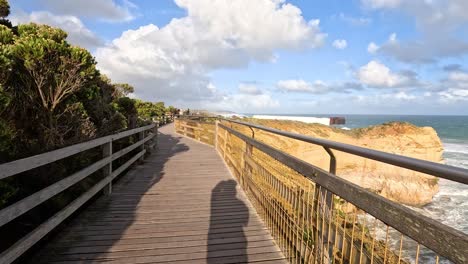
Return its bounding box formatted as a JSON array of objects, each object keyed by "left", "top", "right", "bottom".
[
  {"left": 0, "top": 0, "right": 9, "bottom": 18},
  {"left": 114, "top": 97, "right": 138, "bottom": 128},
  {"left": 0, "top": 5, "right": 181, "bottom": 244},
  {"left": 113, "top": 83, "right": 134, "bottom": 98},
  {"left": 0, "top": 23, "right": 99, "bottom": 150},
  {"left": 135, "top": 100, "right": 166, "bottom": 120},
  {"left": 0, "top": 0, "right": 11, "bottom": 28},
  {"left": 166, "top": 105, "right": 179, "bottom": 115}
]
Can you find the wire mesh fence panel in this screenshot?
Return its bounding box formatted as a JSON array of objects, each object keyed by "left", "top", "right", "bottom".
[{"left": 176, "top": 119, "right": 467, "bottom": 264}]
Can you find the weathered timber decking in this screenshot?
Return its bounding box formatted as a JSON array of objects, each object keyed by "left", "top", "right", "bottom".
[{"left": 33, "top": 124, "right": 286, "bottom": 264}]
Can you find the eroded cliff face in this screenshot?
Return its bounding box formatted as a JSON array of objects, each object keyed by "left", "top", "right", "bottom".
[{"left": 235, "top": 119, "right": 443, "bottom": 206}]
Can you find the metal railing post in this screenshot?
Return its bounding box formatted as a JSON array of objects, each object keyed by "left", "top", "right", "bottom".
[{"left": 102, "top": 140, "right": 112, "bottom": 195}]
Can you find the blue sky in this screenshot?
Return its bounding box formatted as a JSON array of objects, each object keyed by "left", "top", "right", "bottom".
[{"left": 9, "top": 0, "right": 468, "bottom": 115}]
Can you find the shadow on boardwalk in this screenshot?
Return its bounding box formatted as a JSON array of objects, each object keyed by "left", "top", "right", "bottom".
[
  {"left": 207, "top": 180, "right": 249, "bottom": 263},
  {"left": 31, "top": 126, "right": 190, "bottom": 263}
]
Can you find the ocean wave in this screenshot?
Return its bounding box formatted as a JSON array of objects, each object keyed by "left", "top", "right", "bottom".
[
  {"left": 252, "top": 115, "right": 330, "bottom": 125},
  {"left": 443, "top": 142, "right": 468, "bottom": 155},
  {"left": 444, "top": 158, "right": 468, "bottom": 169}
]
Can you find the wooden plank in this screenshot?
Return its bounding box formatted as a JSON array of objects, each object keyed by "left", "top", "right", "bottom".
[
  {"left": 0, "top": 150, "right": 145, "bottom": 264},
  {"left": 25, "top": 123, "right": 284, "bottom": 264},
  {"left": 44, "top": 240, "right": 277, "bottom": 261},
  {"left": 220, "top": 123, "right": 468, "bottom": 264},
  {"left": 0, "top": 124, "right": 154, "bottom": 180}
]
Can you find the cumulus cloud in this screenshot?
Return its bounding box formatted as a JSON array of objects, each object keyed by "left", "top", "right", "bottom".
[
  {"left": 221, "top": 93, "right": 279, "bottom": 111},
  {"left": 207, "top": 88, "right": 279, "bottom": 112},
  {"left": 367, "top": 42, "right": 379, "bottom": 54},
  {"left": 277, "top": 79, "right": 362, "bottom": 94},
  {"left": 277, "top": 79, "right": 327, "bottom": 93},
  {"left": 95, "top": 0, "right": 326, "bottom": 108},
  {"left": 356, "top": 60, "right": 420, "bottom": 88},
  {"left": 437, "top": 69, "right": 468, "bottom": 102},
  {"left": 337, "top": 13, "right": 371, "bottom": 26},
  {"left": 362, "top": 0, "right": 468, "bottom": 63},
  {"left": 332, "top": 39, "right": 347, "bottom": 49},
  {"left": 37, "top": 0, "right": 135, "bottom": 22},
  {"left": 353, "top": 91, "right": 417, "bottom": 108},
  {"left": 362, "top": 0, "right": 401, "bottom": 9},
  {"left": 439, "top": 89, "right": 468, "bottom": 102},
  {"left": 11, "top": 11, "right": 102, "bottom": 49},
  {"left": 238, "top": 83, "right": 263, "bottom": 95}
]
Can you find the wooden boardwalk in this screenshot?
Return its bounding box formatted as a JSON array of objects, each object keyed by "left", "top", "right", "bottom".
[{"left": 34, "top": 124, "right": 286, "bottom": 264}]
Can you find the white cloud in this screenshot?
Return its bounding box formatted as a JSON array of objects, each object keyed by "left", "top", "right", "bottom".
[
  {"left": 11, "top": 11, "right": 102, "bottom": 49},
  {"left": 393, "top": 91, "right": 416, "bottom": 100},
  {"left": 37, "top": 0, "right": 135, "bottom": 22},
  {"left": 367, "top": 42, "right": 379, "bottom": 54},
  {"left": 337, "top": 13, "right": 371, "bottom": 26},
  {"left": 225, "top": 93, "right": 279, "bottom": 110},
  {"left": 353, "top": 91, "right": 417, "bottom": 107},
  {"left": 448, "top": 71, "right": 468, "bottom": 83},
  {"left": 95, "top": 0, "right": 326, "bottom": 107},
  {"left": 332, "top": 39, "right": 348, "bottom": 49},
  {"left": 388, "top": 33, "right": 397, "bottom": 43},
  {"left": 356, "top": 60, "right": 419, "bottom": 88},
  {"left": 207, "top": 91, "right": 279, "bottom": 112},
  {"left": 277, "top": 79, "right": 362, "bottom": 94},
  {"left": 362, "top": 0, "right": 468, "bottom": 63},
  {"left": 238, "top": 83, "right": 263, "bottom": 95},
  {"left": 277, "top": 79, "right": 327, "bottom": 93},
  {"left": 362, "top": 0, "right": 401, "bottom": 9},
  {"left": 437, "top": 70, "right": 468, "bottom": 102},
  {"left": 439, "top": 89, "right": 468, "bottom": 102}
]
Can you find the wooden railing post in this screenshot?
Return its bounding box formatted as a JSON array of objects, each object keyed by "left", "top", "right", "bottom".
[
  {"left": 223, "top": 129, "right": 228, "bottom": 160},
  {"left": 102, "top": 140, "right": 112, "bottom": 195},
  {"left": 215, "top": 121, "right": 219, "bottom": 151},
  {"left": 139, "top": 131, "right": 145, "bottom": 162},
  {"left": 153, "top": 121, "right": 159, "bottom": 150},
  {"left": 243, "top": 142, "right": 253, "bottom": 189}
]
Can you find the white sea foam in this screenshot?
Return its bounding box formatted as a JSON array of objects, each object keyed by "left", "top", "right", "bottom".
[
  {"left": 443, "top": 142, "right": 468, "bottom": 155},
  {"left": 252, "top": 115, "right": 330, "bottom": 125},
  {"left": 341, "top": 126, "right": 351, "bottom": 130}
]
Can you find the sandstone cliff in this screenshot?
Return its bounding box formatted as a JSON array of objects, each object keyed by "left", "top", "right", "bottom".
[{"left": 235, "top": 119, "right": 443, "bottom": 206}]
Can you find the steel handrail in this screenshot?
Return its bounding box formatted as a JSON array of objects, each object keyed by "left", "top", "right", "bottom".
[{"left": 220, "top": 118, "right": 468, "bottom": 184}]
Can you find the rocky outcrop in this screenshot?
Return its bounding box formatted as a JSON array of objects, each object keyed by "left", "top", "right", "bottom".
[{"left": 236, "top": 119, "right": 443, "bottom": 206}]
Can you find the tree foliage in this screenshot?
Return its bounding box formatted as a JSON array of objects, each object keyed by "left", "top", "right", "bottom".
[
  {"left": 0, "top": 0, "right": 10, "bottom": 18},
  {"left": 135, "top": 100, "right": 166, "bottom": 120},
  {"left": 0, "top": 0, "right": 179, "bottom": 219}
]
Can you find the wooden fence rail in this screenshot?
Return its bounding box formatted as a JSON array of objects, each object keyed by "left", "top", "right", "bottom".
[
  {"left": 176, "top": 117, "right": 468, "bottom": 264},
  {"left": 175, "top": 119, "right": 216, "bottom": 146},
  {"left": 0, "top": 124, "right": 157, "bottom": 264}
]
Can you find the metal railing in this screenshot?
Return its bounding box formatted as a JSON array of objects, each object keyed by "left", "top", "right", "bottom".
[
  {"left": 179, "top": 117, "right": 468, "bottom": 264},
  {"left": 0, "top": 124, "right": 157, "bottom": 264}
]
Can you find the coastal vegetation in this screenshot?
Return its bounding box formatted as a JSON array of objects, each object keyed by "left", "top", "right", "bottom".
[
  {"left": 176, "top": 117, "right": 417, "bottom": 263},
  {"left": 0, "top": 0, "right": 177, "bottom": 250},
  {"left": 227, "top": 118, "right": 443, "bottom": 206}
]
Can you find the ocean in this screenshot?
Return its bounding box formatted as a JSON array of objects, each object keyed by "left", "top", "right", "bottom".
[
  {"left": 334, "top": 115, "right": 468, "bottom": 235},
  {"left": 249, "top": 114, "right": 468, "bottom": 234},
  {"left": 246, "top": 114, "right": 467, "bottom": 262}
]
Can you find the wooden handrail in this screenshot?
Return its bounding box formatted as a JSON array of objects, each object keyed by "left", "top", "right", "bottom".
[
  {"left": 0, "top": 124, "right": 155, "bottom": 180},
  {"left": 0, "top": 124, "right": 157, "bottom": 264}
]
